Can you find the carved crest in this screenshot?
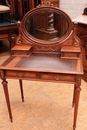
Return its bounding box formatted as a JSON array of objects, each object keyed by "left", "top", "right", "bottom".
[{"left": 37, "top": 1, "right": 53, "bottom": 7}]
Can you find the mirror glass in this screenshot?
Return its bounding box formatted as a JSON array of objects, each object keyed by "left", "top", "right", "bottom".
[{"left": 23, "top": 7, "right": 72, "bottom": 44}]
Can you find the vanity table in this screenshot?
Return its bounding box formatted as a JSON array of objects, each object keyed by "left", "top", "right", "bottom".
[{"left": 0, "top": 3, "right": 83, "bottom": 130}]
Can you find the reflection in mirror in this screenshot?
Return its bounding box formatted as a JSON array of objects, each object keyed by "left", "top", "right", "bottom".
[{"left": 25, "top": 9, "right": 69, "bottom": 41}]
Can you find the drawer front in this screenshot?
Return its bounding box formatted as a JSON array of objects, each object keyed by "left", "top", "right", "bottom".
[
  {"left": 5, "top": 71, "right": 75, "bottom": 82},
  {"left": 40, "top": 73, "right": 75, "bottom": 82},
  {"left": 5, "top": 70, "right": 37, "bottom": 79},
  {"left": 63, "top": 52, "right": 79, "bottom": 58},
  {"left": 11, "top": 50, "right": 29, "bottom": 55},
  {"left": 61, "top": 52, "right": 80, "bottom": 59}
]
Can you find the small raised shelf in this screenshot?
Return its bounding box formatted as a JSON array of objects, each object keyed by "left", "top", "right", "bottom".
[
  {"left": 60, "top": 46, "right": 81, "bottom": 59},
  {"left": 11, "top": 45, "right": 32, "bottom": 56}
]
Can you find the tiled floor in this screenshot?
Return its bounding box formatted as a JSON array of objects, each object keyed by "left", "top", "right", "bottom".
[{"left": 0, "top": 40, "right": 87, "bottom": 130}]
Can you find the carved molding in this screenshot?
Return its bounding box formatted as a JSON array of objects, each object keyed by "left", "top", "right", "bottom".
[
  {"left": 16, "top": 35, "right": 22, "bottom": 45},
  {"left": 35, "top": 47, "right": 58, "bottom": 51},
  {"left": 74, "top": 36, "right": 80, "bottom": 47}
]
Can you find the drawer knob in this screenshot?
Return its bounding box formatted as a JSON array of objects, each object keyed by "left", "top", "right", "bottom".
[
  {"left": 54, "top": 76, "right": 62, "bottom": 80},
  {"left": 69, "top": 54, "right": 72, "bottom": 57},
  {"left": 18, "top": 51, "right": 22, "bottom": 54},
  {"left": 17, "top": 72, "right": 24, "bottom": 77}
]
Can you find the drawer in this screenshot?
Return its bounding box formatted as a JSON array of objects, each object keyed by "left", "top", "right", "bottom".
[
  {"left": 11, "top": 45, "right": 32, "bottom": 56},
  {"left": 5, "top": 70, "right": 37, "bottom": 79},
  {"left": 61, "top": 52, "right": 80, "bottom": 59},
  {"left": 63, "top": 52, "right": 80, "bottom": 59},
  {"left": 40, "top": 73, "right": 75, "bottom": 82},
  {"left": 11, "top": 50, "right": 29, "bottom": 56},
  {"left": 60, "top": 46, "right": 81, "bottom": 59},
  {"left": 5, "top": 71, "right": 75, "bottom": 82}
]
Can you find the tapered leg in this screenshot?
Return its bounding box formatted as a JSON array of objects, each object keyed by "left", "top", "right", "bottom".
[
  {"left": 72, "top": 84, "right": 76, "bottom": 107},
  {"left": 19, "top": 80, "right": 24, "bottom": 102},
  {"left": 2, "top": 79, "right": 13, "bottom": 122},
  {"left": 73, "top": 85, "right": 81, "bottom": 130}
]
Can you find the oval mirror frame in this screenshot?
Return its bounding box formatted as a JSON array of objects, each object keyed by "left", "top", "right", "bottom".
[{"left": 21, "top": 6, "right": 73, "bottom": 45}]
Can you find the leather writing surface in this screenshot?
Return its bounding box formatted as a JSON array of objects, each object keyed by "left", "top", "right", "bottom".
[
  {"left": 0, "top": 54, "right": 81, "bottom": 74},
  {"left": 15, "top": 53, "right": 79, "bottom": 73}
]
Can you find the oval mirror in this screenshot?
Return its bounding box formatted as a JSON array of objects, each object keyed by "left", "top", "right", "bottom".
[{"left": 21, "top": 5, "right": 73, "bottom": 45}]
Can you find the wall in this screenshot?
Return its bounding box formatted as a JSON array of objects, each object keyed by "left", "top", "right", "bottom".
[{"left": 59, "top": 0, "right": 87, "bottom": 19}]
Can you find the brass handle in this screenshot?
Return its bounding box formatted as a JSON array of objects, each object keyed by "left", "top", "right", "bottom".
[
  {"left": 17, "top": 72, "right": 24, "bottom": 77},
  {"left": 54, "top": 76, "right": 62, "bottom": 80}
]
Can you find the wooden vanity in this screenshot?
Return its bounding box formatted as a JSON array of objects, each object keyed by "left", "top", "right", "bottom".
[{"left": 0, "top": 3, "right": 83, "bottom": 130}]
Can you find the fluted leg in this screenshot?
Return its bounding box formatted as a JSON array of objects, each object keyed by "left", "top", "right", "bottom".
[
  {"left": 2, "top": 79, "right": 13, "bottom": 122},
  {"left": 72, "top": 84, "right": 76, "bottom": 107},
  {"left": 73, "top": 85, "right": 81, "bottom": 130}
]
